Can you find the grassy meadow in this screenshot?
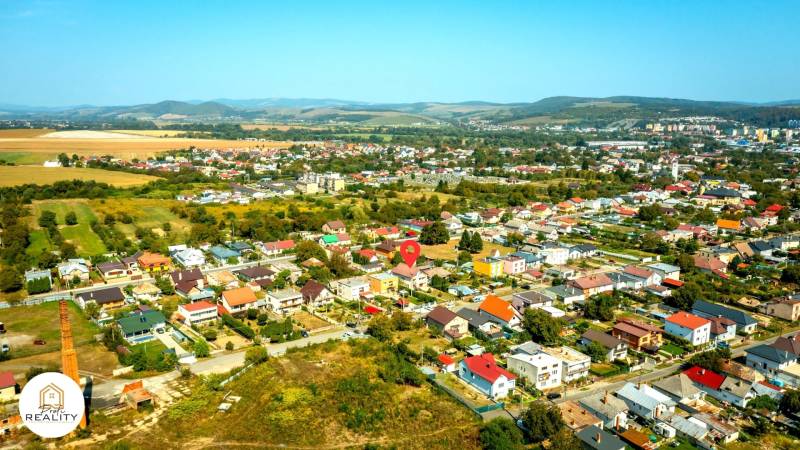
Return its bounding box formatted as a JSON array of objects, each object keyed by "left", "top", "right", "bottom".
[{"left": 118, "top": 339, "right": 480, "bottom": 449}]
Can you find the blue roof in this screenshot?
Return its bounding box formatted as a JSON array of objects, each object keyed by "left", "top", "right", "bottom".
[
  {"left": 747, "top": 344, "right": 796, "bottom": 364},
  {"left": 209, "top": 245, "right": 240, "bottom": 259}
]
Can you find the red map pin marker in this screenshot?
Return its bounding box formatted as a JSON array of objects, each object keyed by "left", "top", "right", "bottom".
[{"left": 399, "top": 240, "right": 421, "bottom": 267}]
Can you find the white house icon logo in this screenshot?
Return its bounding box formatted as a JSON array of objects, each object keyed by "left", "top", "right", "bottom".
[
  {"left": 19, "top": 373, "right": 84, "bottom": 438},
  {"left": 39, "top": 383, "right": 65, "bottom": 410}
]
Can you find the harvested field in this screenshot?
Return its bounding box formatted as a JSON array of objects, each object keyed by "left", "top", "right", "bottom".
[
  {"left": 0, "top": 129, "right": 292, "bottom": 163},
  {"left": 0, "top": 166, "right": 159, "bottom": 187},
  {"left": 422, "top": 239, "right": 513, "bottom": 261}
]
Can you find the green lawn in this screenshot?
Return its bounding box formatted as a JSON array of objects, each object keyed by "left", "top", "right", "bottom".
[
  {"left": 0, "top": 301, "right": 100, "bottom": 358},
  {"left": 34, "top": 200, "right": 98, "bottom": 225},
  {"left": 130, "top": 340, "right": 168, "bottom": 358},
  {"left": 26, "top": 229, "right": 52, "bottom": 257},
  {"left": 60, "top": 223, "right": 107, "bottom": 256},
  {"left": 661, "top": 343, "right": 686, "bottom": 356}
]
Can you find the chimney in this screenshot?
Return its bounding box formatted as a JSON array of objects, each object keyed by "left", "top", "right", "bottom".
[
  {"left": 179, "top": 272, "right": 183, "bottom": 281},
  {"left": 603, "top": 391, "right": 610, "bottom": 404},
  {"left": 595, "top": 432, "right": 601, "bottom": 443}
]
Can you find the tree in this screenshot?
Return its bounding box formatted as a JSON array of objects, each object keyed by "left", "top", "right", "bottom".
[
  {"left": 0, "top": 268, "right": 22, "bottom": 293},
  {"left": 506, "top": 232, "right": 525, "bottom": 248},
  {"left": 38, "top": 210, "right": 57, "bottom": 229},
  {"left": 520, "top": 402, "right": 564, "bottom": 443},
  {"left": 782, "top": 265, "right": 800, "bottom": 284},
  {"left": 458, "top": 230, "right": 471, "bottom": 251},
  {"left": 583, "top": 294, "right": 617, "bottom": 321},
  {"left": 665, "top": 281, "right": 702, "bottom": 311},
  {"left": 548, "top": 428, "right": 582, "bottom": 450},
  {"left": 687, "top": 347, "right": 731, "bottom": 372},
  {"left": 245, "top": 346, "right": 268, "bottom": 365},
  {"left": 84, "top": 302, "right": 100, "bottom": 320},
  {"left": 420, "top": 221, "right": 449, "bottom": 245},
  {"left": 457, "top": 250, "right": 472, "bottom": 266},
  {"left": 470, "top": 232, "right": 484, "bottom": 253},
  {"left": 748, "top": 395, "right": 778, "bottom": 412},
  {"left": 64, "top": 211, "right": 78, "bottom": 225},
  {"left": 295, "top": 240, "right": 327, "bottom": 263},
  {"left": 779, "top": 389, "right": 800, "bottom": 415},
  {"left": 583, "top": 341, "right": 608, "bottom": 363},
  {"left": 367, "top": 315, "right": 393, "bottom": 341},
  {"left": 193, "top": 339, "right": 210, "bottom": 358},
  {"left": 522, "top": 309, "right": 562, "bottom": 346},
  {"left": 479, "top": 417, "right": 524, "bottom": 450}
]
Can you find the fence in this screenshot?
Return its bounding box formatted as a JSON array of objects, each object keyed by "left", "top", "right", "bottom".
[
  {"left": 430, "top": 373, "right": 505, "bottom": 418},
  {"left": 0, "top": 292, "right": 72, "bottom": 309}
]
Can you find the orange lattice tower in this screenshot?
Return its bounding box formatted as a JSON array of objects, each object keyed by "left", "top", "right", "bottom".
[{"left": 60, "top": 300, "right": 87, "bottom": 428}]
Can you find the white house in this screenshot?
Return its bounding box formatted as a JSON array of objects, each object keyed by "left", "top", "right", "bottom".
[
  {"left": 541, "top": 346, "right": 591, "bottom": 382},
  {"left": 459, "top": 353, "right": 516, "bottom": 399},
  {"left": 266, "top": 289, "right": 304, "bottom": 314},
  {"left": 332, "top": 277, "right": 371, "bottom": 301},
  {"left": 172, "top": 247, "right": 206, "bottom": 268},
  {"left": 177, "top": 301, "right": 217, "bottom": 326},
  {"left": 665, "top": 312, "right": 711, "bottom": 346},
  {"left": 507, "top": 352, "right": 562, "bottom": 390}
]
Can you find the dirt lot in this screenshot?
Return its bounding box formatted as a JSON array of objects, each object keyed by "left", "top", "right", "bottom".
[
  {"left": 0, "top": 343, "right": 119, "bottom": 382},
  {"left": 292, "top": 311, "right": 331, "bottom": 332},
  {"left": 422, "top": 239, "right": 514, "bottom": 261}
]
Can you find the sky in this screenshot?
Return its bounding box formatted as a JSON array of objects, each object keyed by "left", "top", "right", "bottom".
[{"left": 1, "top": 0, "right": 798, "bottom": 106}]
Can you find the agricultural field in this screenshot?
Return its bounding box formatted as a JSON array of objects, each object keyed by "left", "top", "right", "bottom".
[
  {"left": 0, "top": 301, "right": 101, "bottom": 359},
  {"left": 117, "top": 340, "right": 480, "bottom": 449},
  {"left": 422, "top": 239, "right": 514, "bottom": 261},
  {"left": 0, "top": 129, "right": 292, "bottom": 164},
  {"left": 0, "top": 166, "right": 159, "bottom": 187}
]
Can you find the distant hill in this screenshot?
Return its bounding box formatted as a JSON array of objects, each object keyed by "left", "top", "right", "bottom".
[{"left": 3, "top": 96, "right": 800, "bottom": 127}]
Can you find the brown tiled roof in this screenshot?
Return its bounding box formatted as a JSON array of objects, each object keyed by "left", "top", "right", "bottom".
[{"left": 427, "top": 306, "right": 458, "bottom": 326}]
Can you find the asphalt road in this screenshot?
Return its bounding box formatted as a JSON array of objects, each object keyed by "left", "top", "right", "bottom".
[
  {"left": 26, "top": 255, "right": 295, "bottom": 301},
  {"left": 557, "top": 327, "right": 800, "bottom": 404}
]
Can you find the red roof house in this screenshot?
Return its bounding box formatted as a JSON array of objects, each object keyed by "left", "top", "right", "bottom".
[{"left": 683, "top": 366, "right": 725, "bottom": 390}]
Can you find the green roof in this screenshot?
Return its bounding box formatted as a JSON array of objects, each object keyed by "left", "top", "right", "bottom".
[
  {"left": 321, "top": 234, "right": 339, "bottom": 244},
  {"left": 118, "top": 310, "right": 166, "bottom": 335}
]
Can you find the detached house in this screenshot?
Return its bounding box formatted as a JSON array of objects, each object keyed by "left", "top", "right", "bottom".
[
  {"left": 478, "top": 295, "right": 521, "bottom": 328},
  {"left": 459, "top": 353, "right": 516, "bottom": 399},
  {"left": 425, "top": 306, "right": 469, "bottom": 340},
  {"left": 76, "top": 286, "right": 126, "bottom": 310},
  {"left": 507, "top": 352, "right": 562, "bottom": 390},
  {"left": 665, "top": 312, "right": 711, "bottom": 346},
  {"left": 579, "top": 391, "right": 628, "bottom": 431},
  {"left": 622, "top": 266, "right": 661, "bottom": 287},
  {"left": 616, "top": 382, "right": 675, "bottom": 421},
  {"left": 692, "top": 299, "right": 757, "bottom": 334},
  {"left": 266, "top": 289, "right": 303, "bottom": 314},
  {"left": 220, "top": 287, "right": 258, "bottom": 315},
  {"left": 300, "top": 280, "right": 334, "bottom": 307},
  {"left": 322, "top": 220, "right": 346, "bottom": 234},
  {"left": 391, "top": 263, "right": 429, "bottom": 291},
  {"left": 177, "top": 300, "right": 217, "bottom": 326},
  {"left": 580, "top": 330, "right": 628, "bottom": 361},
  {"left": 612, "top": 319, "right": 663, "bottom": 351},
  {"left": 569, "top": 274, "right": 614, "bottom": 297}
]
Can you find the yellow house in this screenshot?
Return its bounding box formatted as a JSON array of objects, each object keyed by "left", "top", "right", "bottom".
[
  {"left": 473, "top": 257, "right": 503, "bottom": 278},
  {"left": 369, "top": 273, "right": 399, "bottom": 295}
]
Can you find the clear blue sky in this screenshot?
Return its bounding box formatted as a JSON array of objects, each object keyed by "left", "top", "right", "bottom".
[{"left": 1, "top": 0, "right": 798, "bottom": 106}]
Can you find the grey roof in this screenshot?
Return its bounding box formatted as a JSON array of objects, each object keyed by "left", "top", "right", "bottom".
[
  {"left": 705, "top": 187, "right": 741, "bottom": 198},
  {"left": 571, "top": 243, "right": 598, "bottom": 253},
  {"left": 548, "top": 284, "right": 584, "bottom": 299},
  {"left": 652, "top": 374, "right": 701, "bottom": 400},
  {"left": 510, "top": 341, "right": 543, "bottom": 356},
  {"left": 747, "top": 344, "right": 797, "bottom": 364},
  {"left": 456, "top": 307, "right": 497, "bottom": 328},
  {"left": 662, "top": 414, "right": 708, "bottom": 440},
  {"left": 581, "top": 329, "right": 625, "bottom": 350},
  {"left": 576, "top": 425, "right": 626, "bottom": 450},
  {"left": 692, "top": 299, "right": 757, "bottom": 327},
  {"left": 579, "top": 392, "right": 628, "bottom": 419},
  {"left": 76, "top": 287, "right": 125, "bottom": 305},
  {"left": 719, "top": 377, "right": 752, "bottom": 398},
  {"left": 749, "top": 240, "right": 773, "bottom": 252}
]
